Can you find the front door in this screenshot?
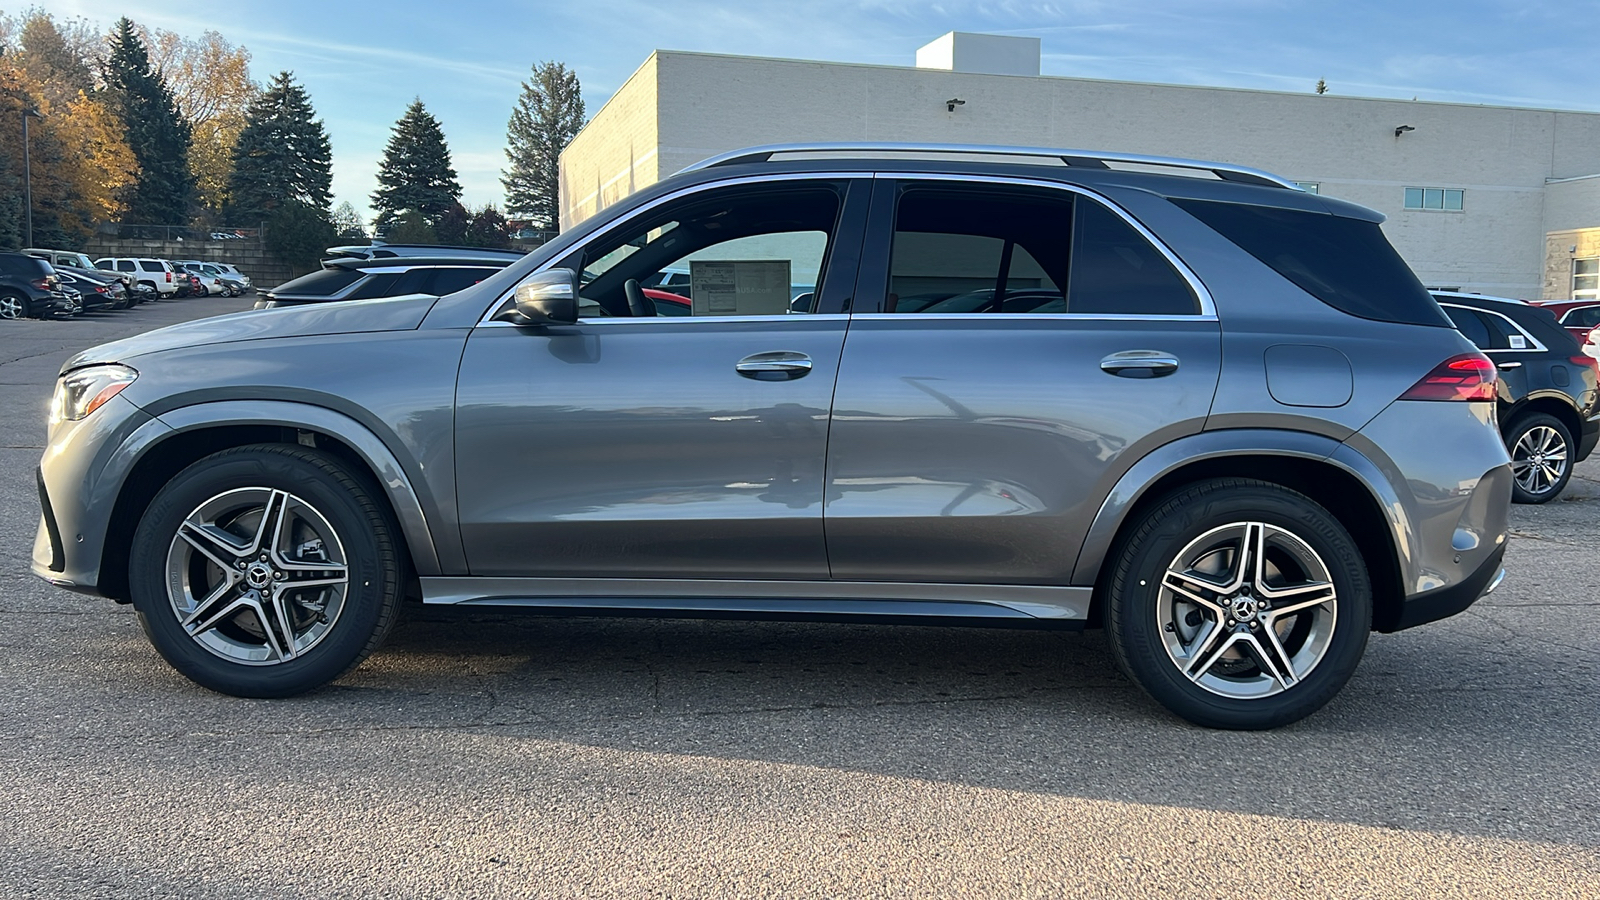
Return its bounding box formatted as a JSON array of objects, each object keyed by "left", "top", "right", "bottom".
[
  {"left": 454, "top": 178, "right": 868, "bottom": 579},
  {"left": 824, "top": 178, "right": 1222, "bottom": 585}
]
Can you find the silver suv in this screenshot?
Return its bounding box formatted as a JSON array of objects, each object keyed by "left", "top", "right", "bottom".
[{"left": 33, "top": 143, "right": 1513, "bottom": 729}]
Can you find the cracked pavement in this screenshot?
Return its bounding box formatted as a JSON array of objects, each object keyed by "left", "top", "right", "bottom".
[{"left": 1, "top": 299, "right": 1597, "bottom": 898}]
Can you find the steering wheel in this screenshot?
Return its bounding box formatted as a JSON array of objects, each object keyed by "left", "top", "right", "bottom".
[{"left": 624, "top": 279, "right": 655, "bottom": 317}]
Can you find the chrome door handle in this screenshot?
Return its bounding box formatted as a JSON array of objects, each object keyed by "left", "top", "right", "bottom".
[
  {"left": 1100, "top": 350, "right": 1179, "bottom": 378},
  {"left": 736, "top": 350, "right": 813, "bottom": 380},
  {"left": 1496, "top": 361, "right": 1522, "bottom": 370}
]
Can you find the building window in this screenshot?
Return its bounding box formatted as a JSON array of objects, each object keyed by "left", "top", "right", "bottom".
[
  {"left": 1573, "top": 257, "right": 1599, "bottom": 299},
  {"left": 1294, "top": 182, "right": 1320, "bottom": 194},
  {"left": 1404, "top": 187, "right": 1464, "bottom": 211}
]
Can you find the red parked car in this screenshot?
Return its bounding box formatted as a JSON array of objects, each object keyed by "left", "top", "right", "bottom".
[{"left": 1531, "top": 299, "right": 1600, "bottom": 341}]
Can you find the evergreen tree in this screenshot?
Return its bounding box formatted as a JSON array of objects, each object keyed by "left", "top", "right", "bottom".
[
  {"left": 228, "top": 70, "right": 332, "bottom": 220},
  {"left": 502, "top": 61, "right": 584, "bottom": 232},
  {"left": 102, "top": 18, "right": 192, "bottom": 223},
  {"left": 371, "top": 99, "right": 460, "bottom": 228}
]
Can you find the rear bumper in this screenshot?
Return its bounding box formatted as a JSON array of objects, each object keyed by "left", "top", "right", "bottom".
[{"left": 1390, "top": 542, "right": 1505, "bottom": 631}]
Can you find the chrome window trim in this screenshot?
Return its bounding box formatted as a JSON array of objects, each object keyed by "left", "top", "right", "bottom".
[
  {"left": 677, "top": 141, "right": 1299, "bottom": 190},
  {"left": 874, "top": 171, "right": 1217, "bottom": 318},
  {"left": 477, "top": 171, "right": 872, "bottom": 327},
  {"left": 1439, "top": 302, "right": 1548, "bottom": 353},
  {"left": 850, "top": 313, "right": 1217, "bottom": 323}
]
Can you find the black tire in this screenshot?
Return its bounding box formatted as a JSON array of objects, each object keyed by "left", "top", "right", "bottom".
[
  {"left": 1505, "top": 412, "right": 1573, "bottom": 504},
  {"left": 0, "top": 292, "right": 28, "bottom": 320},
  {"left": 1106, "top": 478, "right": 1372, "bottom": 730},
  {"left": 128, "top": 444, "right": 404, "bottom": 697}
]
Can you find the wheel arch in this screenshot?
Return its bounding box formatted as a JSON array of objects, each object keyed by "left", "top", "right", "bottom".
[
  {"left": 98, "top": 401, "right": 443, "bottom": 602},
  {"left": 1073, "top": 430, "right": 1409, "bottom": 633},
  {"left": 1502, "top": 394, "right": 1582, "bottom": 446}
]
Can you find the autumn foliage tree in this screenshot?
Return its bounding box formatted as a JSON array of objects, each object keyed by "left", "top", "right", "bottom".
[
  {"left": 0, "top": 13, "right": 137, "bottom": 245},
  {"left": 145, "top": 27, "right": 257, "bottom": 212}
]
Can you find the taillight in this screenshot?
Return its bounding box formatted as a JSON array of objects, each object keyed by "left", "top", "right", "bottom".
[
  {"left": 165, "top": 272, "right": 172, "bottom": 282},
  {"left": 30, "top": 277, "right": 50, "bottom": 290},
  {"left": 1400, "top": 353, "right": 1498, "bottom": 401}
]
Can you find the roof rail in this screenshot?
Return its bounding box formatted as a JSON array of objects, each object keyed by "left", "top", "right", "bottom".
[{"left": 679, "top": 142, "right": 1300, "bottom": 190}]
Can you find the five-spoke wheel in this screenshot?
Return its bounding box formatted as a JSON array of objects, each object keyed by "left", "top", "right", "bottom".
[
  {"left": 1108, "top": 478, "right": 1370, "bottom": 729},
  {"left": 129, "top": 445, "right": 403, "bottom": 697},
  {"left": 166, "top": 487, "right": 351, "bottom": 665}
]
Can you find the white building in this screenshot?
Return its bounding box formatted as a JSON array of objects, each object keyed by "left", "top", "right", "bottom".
[{"left": 560, "top": 33, "right": 1600, "bottom": 300}]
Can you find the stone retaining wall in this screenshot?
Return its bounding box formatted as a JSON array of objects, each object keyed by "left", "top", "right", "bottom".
[{"left": 82, "top": 237, "right": 298, "bottom": 290}]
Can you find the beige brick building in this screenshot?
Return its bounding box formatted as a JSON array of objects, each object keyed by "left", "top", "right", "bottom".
[{"left": 561, "top": 34, "right": 1600, "bottom": 300}]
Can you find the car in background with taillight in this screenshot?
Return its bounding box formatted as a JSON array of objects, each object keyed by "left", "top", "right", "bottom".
[
  {"left": 0, "top": 251, "right": 72, "bottom": 320},
  {"left": 1434, "top": 291, "right": 1600, "bottom": 503}
]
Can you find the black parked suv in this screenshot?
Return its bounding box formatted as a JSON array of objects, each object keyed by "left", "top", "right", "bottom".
[
  {"left": 0, "top": 251, "right": 70, "bottom": 319},
  {"left": 1434, "top": 291, "right": 1600, "bottom": 502},
  {"left": 254, "top": 256, "right": 516, "bottom": 309}
]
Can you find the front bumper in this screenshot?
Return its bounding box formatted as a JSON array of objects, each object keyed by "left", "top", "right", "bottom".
[{"left": 31, "top": 393, "right": 167, "bottom": 595}]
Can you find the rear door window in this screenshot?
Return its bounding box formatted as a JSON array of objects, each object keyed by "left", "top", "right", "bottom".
[
  {"left": 881, "top": 185, "right": 1197, "bottom": 316},
  {"left": 116, "top": 261, "right": 136, "bottom": 272}
]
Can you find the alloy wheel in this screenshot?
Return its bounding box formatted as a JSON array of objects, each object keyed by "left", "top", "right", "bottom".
[
  {"left": 164, "top": 487, "right": 350, "bottom": 665},
  {"left": 1511, "top": 425, "right": 1568, "bottom": 498},
  {"left": 1157, "top": 521, "right": 1338, "bottom": 700},
  {"left": 0, "top": 295, "right": 23, "bottom": 319}
]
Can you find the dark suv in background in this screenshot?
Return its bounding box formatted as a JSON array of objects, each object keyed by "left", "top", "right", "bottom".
[
  {"left": 0, "top": 251, "right": 70, "bottom": 319},
  {"left": 36, "top": 143, "right": 1512, "bottom": 730},
  {"left": 254, "top": 255, "right": 518, "bottom": 308},
  {"left": 1434, "top": 291, "right": 1600, "bottom": 502}
]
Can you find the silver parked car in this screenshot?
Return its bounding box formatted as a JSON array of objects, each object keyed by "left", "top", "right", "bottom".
[{"left": 34, "top": 143, "right": 1513, "bottom": 729}]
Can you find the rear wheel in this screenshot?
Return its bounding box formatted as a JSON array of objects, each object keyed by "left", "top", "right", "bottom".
[
  {"left": 1107, "top": 478, "right": 1371, "bottom": 730},
  {"left": 128, "top": 445, "right": 404, "bottom": 697},
  {"left": 0, "top": 293, "right": 27, "bottom": 319},
  {"left": 1506, "top": 412, "right": 1572, "bottom": 504}
]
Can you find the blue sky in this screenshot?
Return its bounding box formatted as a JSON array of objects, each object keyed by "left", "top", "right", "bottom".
[{"left": 37, "top": 0, "right": 1600, "bottom": 222}]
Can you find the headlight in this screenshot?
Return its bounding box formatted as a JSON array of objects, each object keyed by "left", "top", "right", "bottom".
[{"left": 49, "top": 365, "right": 138, "bottom": 425}]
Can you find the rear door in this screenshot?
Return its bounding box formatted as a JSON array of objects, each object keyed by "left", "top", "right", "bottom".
[{"left": 824, "top": 176, "right": 1222, "bottom": 585}]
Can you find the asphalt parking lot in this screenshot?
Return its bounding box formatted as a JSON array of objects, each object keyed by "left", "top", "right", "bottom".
[{"left": 1, "top": 298, "right": 1597, "bottom": 899}]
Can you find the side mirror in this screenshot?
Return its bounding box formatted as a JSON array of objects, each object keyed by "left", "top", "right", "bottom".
[{"left": 500, "top": 268, "right": 579, "bottom": 325}]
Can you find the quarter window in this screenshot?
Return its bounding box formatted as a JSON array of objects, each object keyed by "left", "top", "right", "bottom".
[
  {"left": 883, "top": 186, "right": 1198, "bottom": 316},
  {"left": 1404, "top": 187, "right": 1465, "bottom": 211}
]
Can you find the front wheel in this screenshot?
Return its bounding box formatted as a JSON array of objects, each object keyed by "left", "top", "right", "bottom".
[
  {"left": 128, "top": 445, "right": 404, "bottom": 697},
  {"left": 1106, "top": 478, "right": 1372, "bottom": 730}
]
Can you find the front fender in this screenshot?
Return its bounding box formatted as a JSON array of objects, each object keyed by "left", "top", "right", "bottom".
[{"left": 150, "top": 401, "right": 445, "bottom": 575}]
